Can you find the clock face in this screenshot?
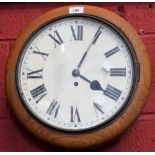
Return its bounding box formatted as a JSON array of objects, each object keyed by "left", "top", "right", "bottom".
[{"left": 17, "top": 16, "right": 135, "bottom": 131}]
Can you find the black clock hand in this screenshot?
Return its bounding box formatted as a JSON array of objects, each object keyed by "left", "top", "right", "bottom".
[
  {"left": 90, "top": 80, "right": 105, "bottom": 92},
  {"left": 72, "top": 69, "right": 91, "bottom": 83},
  {"left": 75, "top": 26, "right": 102, "bottom": 70},
  {"left": 72, "top": 69, "right": 105, "bottom": 92},
  {"left": 79, "top": 74, "right": 91, "bottom": 84}
]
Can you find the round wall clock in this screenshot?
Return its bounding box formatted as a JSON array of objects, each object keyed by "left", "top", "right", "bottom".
[{"left": 6, "top": 5, "right": 152, "bottom": 150}]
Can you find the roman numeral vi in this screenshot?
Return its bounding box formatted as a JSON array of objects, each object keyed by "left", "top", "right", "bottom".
[{"left": 70, "top": 106, "right": 81, "bottom": 122}]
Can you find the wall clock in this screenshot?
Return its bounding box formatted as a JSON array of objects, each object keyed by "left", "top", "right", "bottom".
[{"left": 6, "top": 5, "right": 152, "bottom": 150}]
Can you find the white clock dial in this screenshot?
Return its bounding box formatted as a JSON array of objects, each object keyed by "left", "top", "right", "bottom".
[{"left": 17, "top": 16, "right": 135, "bottom": 131}]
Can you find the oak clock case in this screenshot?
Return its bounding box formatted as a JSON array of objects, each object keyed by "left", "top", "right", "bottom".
[{"left": 6, "top": 5, "right": 152, "bottom": 150}]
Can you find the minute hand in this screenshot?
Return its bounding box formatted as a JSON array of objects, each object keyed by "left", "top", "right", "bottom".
[{"left": 76, "top": 26, "right": 102, "bottom": 70}]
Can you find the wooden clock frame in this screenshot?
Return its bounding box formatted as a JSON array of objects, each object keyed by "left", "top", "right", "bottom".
[{"left": 5, "top": 5, "right": 152, "bottom": 150}]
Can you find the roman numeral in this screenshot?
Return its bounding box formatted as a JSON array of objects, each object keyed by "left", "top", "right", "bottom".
[
  {"left": 27, "top": 68, "right": 43, "bottom": 79},
  {"left": 46, "top": 99, "right": 60, "bottom": 118},
  {"left": 93, "top": 102, "right": 104, "bottom": 117},
  {"left": 33, "top": 50, "right": 49, "bottom": 61},
  {"left": 70, "top": 106, "right": 81, "bottom": 122},
  {"left": 92, "top": 26, "right": 103, "bottom": 44},
  {"left": 49, "top": 30, "right": 63, "bottom": 47},
  {"left": 104, "top": 84, "right": 122, "bottom": 101},
  {"left": 105, "top": 46, "right": 120, "bottom": 58},
  {"left": 30, "top": 84, "right": 47, "bottom": 103},
  {"left": 70, "top": 25, "right": 83, "bottom": 40},
  {"left": 110, "top": 68, "right": 126, "bottom": 76}
]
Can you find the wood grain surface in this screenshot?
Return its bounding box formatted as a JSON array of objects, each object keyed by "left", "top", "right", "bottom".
[{"left": 5, "top": 5, "right": 152, "bottom": 150}]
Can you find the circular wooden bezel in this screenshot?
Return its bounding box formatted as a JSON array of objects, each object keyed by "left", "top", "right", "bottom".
[{"left": 5, "top": 5, "right": 152, "bottom": 150}]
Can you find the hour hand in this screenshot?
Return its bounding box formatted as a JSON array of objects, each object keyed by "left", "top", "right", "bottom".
[
  {"left": 72, "top": 69, "right": 105, "bottom": 92},
  {"left": 90, "top": 80, "right": 105, "bottom": 92},
  {"left": 72, "top": 69, "right": 91, "bottom": 83}
]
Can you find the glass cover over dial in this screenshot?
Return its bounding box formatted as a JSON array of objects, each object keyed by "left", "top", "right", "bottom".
[{"left": 17, "top": 16, "right": 135, "bottom": 131}]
